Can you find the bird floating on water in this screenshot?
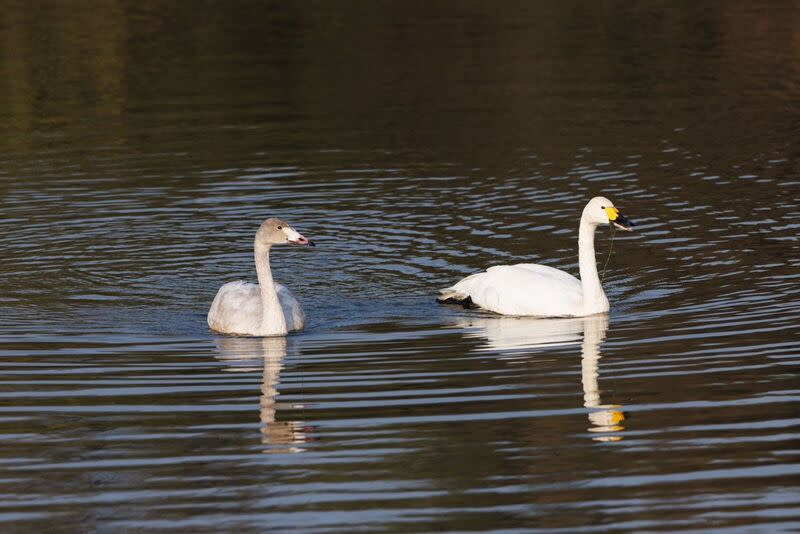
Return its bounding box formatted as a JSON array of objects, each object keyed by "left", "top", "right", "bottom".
[
  {"left": 437, "top": 196, "right": 634, "bottom": 317},
  {"left": 208, "top": 218, "right": 314, "bottom": 336}
]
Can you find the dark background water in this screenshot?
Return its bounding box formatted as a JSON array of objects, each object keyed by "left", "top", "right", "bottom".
[{"left": 1, "top": 1, "right": 799, "bottom": 532}]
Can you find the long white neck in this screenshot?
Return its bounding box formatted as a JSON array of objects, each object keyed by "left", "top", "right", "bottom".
[
  {"left": 578, "top": 218, "right": 609, "bottom": 315},
  {"left": 254, "top": 241, "right": 288, "bottom": 336}
]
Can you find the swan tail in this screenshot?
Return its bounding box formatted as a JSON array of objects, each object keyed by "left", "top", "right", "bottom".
[
  {"left": 440, "top": 295, "right": 478, "bottom": 309},
  {"left": 437, "top": 272, "right": 486, "bottom": 308},
  {"left": 437, "top": 287, "right": 478, "bottom": 309},
  {"left": 437, "top": 287, "right": 464, "bottom": 302}
]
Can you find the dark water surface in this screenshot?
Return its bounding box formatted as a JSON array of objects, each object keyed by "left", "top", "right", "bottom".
[{"left": 1, "top": 2, "right": 799, "bottom": 532}]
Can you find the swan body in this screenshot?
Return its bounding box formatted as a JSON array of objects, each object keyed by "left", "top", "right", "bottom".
[
  {"left": 208, "top": 218, "right": 314, "bottom": 336},
  {"left": 438, "top": 196, "right": 633, "bottom": 317},
  {"left": 208, "top": 281, "right": 305, "bottom": 335},
  {"left": 447, "top": 264, "right": 583, "bottom": 316}
]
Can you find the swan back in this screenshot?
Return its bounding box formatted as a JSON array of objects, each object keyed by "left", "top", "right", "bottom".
[{"left": 443, "top": 264, "right": 583, "bottom": 316}]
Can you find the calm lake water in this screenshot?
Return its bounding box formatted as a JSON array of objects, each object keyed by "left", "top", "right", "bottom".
[{"left": 1, "top": 2, "right": 799, "bottom": 532}]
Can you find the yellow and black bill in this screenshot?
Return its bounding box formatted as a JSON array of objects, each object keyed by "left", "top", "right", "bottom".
[{"left": 604, "top": 207, "right": 635, "bottom": 232}]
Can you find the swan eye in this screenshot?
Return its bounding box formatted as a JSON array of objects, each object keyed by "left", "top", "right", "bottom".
[{"left": 277, "top": 225, "right": 282, "bottom": 229}]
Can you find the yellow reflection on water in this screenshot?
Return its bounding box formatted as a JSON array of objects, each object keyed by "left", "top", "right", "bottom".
[{"left": 580, "top": 315, "right": 625, "bottom": 441}]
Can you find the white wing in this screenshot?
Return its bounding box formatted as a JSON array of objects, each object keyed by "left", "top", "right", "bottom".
[
  {"left": 511, "top": 263, "right": 582, "bottom": 286},
  {"left": 207, "top": 281, "right": 263, "bottom": 334},
  {"left": 208, "top": 281, "right": 305, "bottom": 335},
  {"left": 441, "top": 263, "right": 583, "bottom": 316}
]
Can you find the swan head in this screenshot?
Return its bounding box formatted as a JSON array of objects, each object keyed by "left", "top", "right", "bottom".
[
  {"left": 257, "top": 218, "right": 315, "bottom": 246},
  {"left": 583, "top": 197, "right": 634, "bottom": 231}
]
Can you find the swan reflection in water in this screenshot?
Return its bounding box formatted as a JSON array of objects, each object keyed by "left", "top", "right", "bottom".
[
  {"left": 214, "top": 336, "right": 309, "bottom": 452},
  {"left": 457, "top": 313, "right": 625, "bottom": 441}
]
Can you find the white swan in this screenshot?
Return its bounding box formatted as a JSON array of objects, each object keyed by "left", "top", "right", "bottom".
[
  {"left": 437, "top": 196, "right": 634, "bottom": 317},
  {"left": 208, "top": 218, "right": 314, "bottom": 336}
]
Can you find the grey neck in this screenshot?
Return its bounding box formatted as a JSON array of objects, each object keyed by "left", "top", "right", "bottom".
[{"left": 254, "top": 241, "right": 288, "bottom": 336}]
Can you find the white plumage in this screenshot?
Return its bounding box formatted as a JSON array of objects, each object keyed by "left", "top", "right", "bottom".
[
  {"left": 208, "top": 281, "right": 305, "bottom": 335},
  {"left": 438, "top": 196, "right": 634, "bottom": 317},
  {"left": 442, "top": 264, "right": 582, "bottom": 316}
]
